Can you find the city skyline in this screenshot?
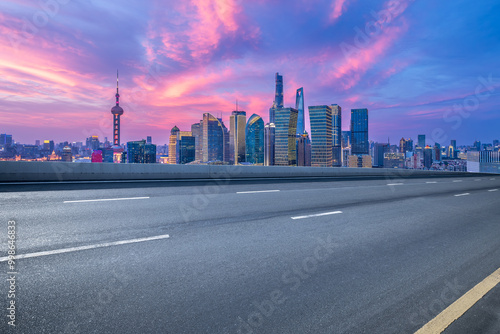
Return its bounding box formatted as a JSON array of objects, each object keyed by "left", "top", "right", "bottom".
[{"left": 1, "top": 0, "right": 500, "bottom": 145}]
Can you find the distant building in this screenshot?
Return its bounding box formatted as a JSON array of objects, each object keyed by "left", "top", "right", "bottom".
[
  {"left": 296, "top": 133, "right": 311, "bottom": 166},
  {"left": 384, "top": 153, "right": 405, "bottom": 168},
  {"left": 309, "top": 105, "right": 333, "bottom": 167},
  {"left": 467, "top": 151, "right": 500, "bottom": 173},
  {"left": 373, "top": 143, "right": 388, "bottom": 168},
  {"left": 245, "top": 114, "right": 265, "bottom": 165},
  {"left": 147, "top": 136, "right": 152, "bottom": 144},
  {"left": 229, "top": 110, "right": 247, "bottom": 164},
  {"left": 168, "top": 126, "right": 180, "bottom": 164},
  {"left": 91, "top": 150, "right": 103, "bottom": 163},
  {"left": 423, "top": 146, "right": 433, "bottom": 169},
  {"left": 127, "top": 140, "right": 156, "bottom": 164},
  {"left": 331, "top": 104, "right": 342, "bottom": 167},
  {"left": 191, "top": 122, "right": 202, "bottom": 161},
  {"left": 264, "top": 123, "right": 275, "bottom": 166},
  {"left": 269, "top": 73, "right": 284, "bottom": 124},
  {"left": 351, "top": 109, "right": 368, "bottom": 155},
  {"left": 274, "top": 107, "right": 298, "bottom": 166},
  {"left": 61, "top": 146, "right": 72, "bottom": 162},
  {"left": 202, "top": 113, "right": 229, "bottom": 163},
  {"left": 295, "top": 88, "right": 305, "bottom": 135},
  {"left": 348, "top": 154, "right": 372, "bottom": 168},
  {"left": 418, "top": 135, "right": 426, "bottom": 149},
  {"left": 176, "top": 131, "right": 195, "bottom": 164},
  {"left": 434, "top": 143, "right": 441, "bottom": 162}
]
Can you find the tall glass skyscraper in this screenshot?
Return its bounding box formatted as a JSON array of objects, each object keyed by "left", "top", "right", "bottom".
[
  {"left": 418, "top": 134, "right": 426, "bottom": 149},
  {"left": 202, "top": 113, "right": 229, "bottom": 163},
  {"left": 331, "top": 104, "right": 342, "bottom": 167},
  {"left": 230, "top": 110, "right": 247, "bottom": 164},
  {"left": 264, "top": 123, "right": 275, "bottom": 166},
  {"left": 245, "top": 114, "right": 265, "bottom": 164},
  {"left": 168, "top": 125, "right": 180, "bottom": 164},
  {"left": 350, "top": 108, "right": 369, "bottom": 155},
  {"left": 295, "top": 88, "right": 305, "bottom": 135},
  {"left": 191, "top": 122, "right": 202, "bottom": 161},
  {"left": 269, "top": 72, "right": 284, "bottom": 124},
  {"left": 309, "top": 105, "right": 333, "bottom": 167},
  {"left": 275, "top": 107, "right": 298, "bottom": 166}
]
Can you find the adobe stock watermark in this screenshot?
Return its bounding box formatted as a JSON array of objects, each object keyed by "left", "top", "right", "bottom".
[
  {"left": 409, "top": 277, "right": 466, "bottom": 327},
  {"left": 432, "top": 74, "right": 500, "bottom": 144},
  {"left": 8, "top": 0, "right": 72, "bottom": 51},
  {"left": 233, "top": 234, "right": 339, "bottom": 334},
  {"left": 340, "top": 0, "right": 409, "bottom": 60}
]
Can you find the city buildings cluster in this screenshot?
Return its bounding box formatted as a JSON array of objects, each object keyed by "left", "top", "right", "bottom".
[{"left": 1, "top": 73, "right": 499, "bottom": 173}]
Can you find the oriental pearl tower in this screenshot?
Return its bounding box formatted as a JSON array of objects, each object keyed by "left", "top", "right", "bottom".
[{"left": 111, "top": 70, "right": 124, "bottom": 146}]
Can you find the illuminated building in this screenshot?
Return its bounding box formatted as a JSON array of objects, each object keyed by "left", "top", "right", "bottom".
[
  {"left": 309, "top": 105, "right": 333, "bottom": 167},
  {"left": 274, "top": 107, "right": 298, "bottom": 166},
  {"left": 245, "top": 114, "right": 265, "bottom": 164},
  {"left": 230, "top": 110, "right": 246, "bottom": 164}
]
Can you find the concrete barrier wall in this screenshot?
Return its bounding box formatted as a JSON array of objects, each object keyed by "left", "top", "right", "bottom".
[{"left": 0, "top": 161, "right": 477, "bottom": 182}]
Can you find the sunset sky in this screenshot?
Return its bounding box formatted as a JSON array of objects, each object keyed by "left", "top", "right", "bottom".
[{"left": 1, "top": 0, "right": 499, "bottom": 146}]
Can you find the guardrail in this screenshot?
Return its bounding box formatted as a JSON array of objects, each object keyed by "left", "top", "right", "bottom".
[{"left": 0, "top": 161, "right": 481, "bottom": 182}]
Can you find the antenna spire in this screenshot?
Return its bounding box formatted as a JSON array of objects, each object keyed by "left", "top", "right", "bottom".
[{"left": 115, "top": 69, "right": 120, "bottom": 105}]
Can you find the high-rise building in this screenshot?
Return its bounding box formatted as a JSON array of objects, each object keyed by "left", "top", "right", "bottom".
[
  {"left": 146, "top": 136, "right": 152, "bottom": 144},
  {"left": 351, "top": 108, "right": 368, "bottom": 155},
  {"left": 202, "top": 113, "right": 229, "bottom": 163},
  {"left": 450, "top": 139, "right": 457, "bottom": 158},
  {"left": 331, "top": 104, "right": 342, "bottom": 167},
  {"left": 275, "top": 72, "right": 284, "bottom": 109},
  {"left": 168, "top": 126, "right": 180, "bottom": 164},
  {"left": 61, "top": 146, "right": 72, "bottom": 162},
  {"left": 0, "top": 134, "right": 13, "bottom": 149},
  {"left": 423, "top": 146, "right": 433, "bottom": 169},
  {"left": 111, "top": 71, "right": 124, "bottom": 146},
  {"left": 245, "top": 114, "right": 265, "bottom": 164},
  {"left": 269, "top": 72, "right": 284, "bottom": 124},
  {"left": 229, "top": 110, "right": 247, "bottom": 164},
  {"left": 341, "top": 131, "right": 351, "bottom": 148},
  {"left": 191, "top": 122, "right": 202, "bottom": 161},
  {"left": 418, "top": 135, "right": 426, "bottom": 149},
  {"left": 264, "top": 123, "right": 275, "bottom": 166},
  {"left": 309, "top": 105, "right": 333, "bottom": 167},
  {"left": 434, "top": 143, "right": 441, "bottom": 162},
  {"left": 176, "top": 132, "right": 195, "bottom": 164},
  {"left": 127, "top": 140, "right": 155, "bottom": 163},
  {"left": 275, "top": 107, "right": 298, "bottom": 166},
  {"left": 295, "top": 88, "right": 305, "bottom": 135},
  {"left": 296, "top": 133, "right": 311, "bottom": 166},
  {"left": 373, "top": 143, "right": 388, "bottom": 168}
]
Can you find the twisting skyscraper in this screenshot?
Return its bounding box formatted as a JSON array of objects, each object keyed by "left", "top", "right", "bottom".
[
  {"left": 111, "top": 71, "right": 124, "bottom": 146},
  {"left": 295, "top": 88, "right": 305, "bottom": 135},
  {"left": 269, "top": 72, "right": 284, "bottom": 124}
]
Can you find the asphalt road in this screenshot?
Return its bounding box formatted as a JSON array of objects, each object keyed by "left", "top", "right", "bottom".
[{"left": 1, "top": 175, "right": 499, "bottom": 333}]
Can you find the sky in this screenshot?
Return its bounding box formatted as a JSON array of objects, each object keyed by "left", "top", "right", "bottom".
[{"left": 1, "top": 0, "right": 500, "bottom": 146}]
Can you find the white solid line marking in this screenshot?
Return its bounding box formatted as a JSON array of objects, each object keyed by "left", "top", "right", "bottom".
[
  {"left": 453, "top": 180, "right": 463, "bottom": 182},
  {"left": 426, "top": 181, "right": 437, "bottom": 184},
  {"left": 387, "top": 183, "right": 404, "bottom": 186},
  {"left": 237, "top": 190, "right": 280, "bottom": 194},
  {"left": 454, "top": 193, "right": 470, "bottom": 197},
  {"left": 291, "top": 211, "right": 343, "bottom": 220},
  {"left": 0, "top": 234, "right": 170, "bottom": 262},
  {"left": 64, "top": 196, "right": 150, "bottom": 203},
  {"left": 490, "top": 178, "right": 496, "bottom": 180},
  {"left": 488, "top": 189, "right": 498, "bottom": 192}
]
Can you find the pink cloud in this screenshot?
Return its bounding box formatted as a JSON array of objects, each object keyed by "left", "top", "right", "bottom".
[{"left": 330, "top": 0, "right": 349, "bottom": 22}]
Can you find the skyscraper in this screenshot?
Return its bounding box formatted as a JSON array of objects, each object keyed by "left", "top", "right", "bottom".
[
  {"left": 309, "top": 105, "right": 333, "bottom": 167},
  {"left": 245, "top": 114, "right": 265, "bottom": 164},
  {"left": 351, "top": 108, "right": 368, "bottom": 155},
  {"left": 264, "top": 123, "right": 275, "bottom": 166},
  {"left": 168, "top": 126, "right": 180, "bottom": 164},
  {"left": 274, "top": 107, "right": 298, "bottom": 166},
  {"left": 202, "top": 113, "right": 229, "bottom": 163},
  {"left": 111, "top": 71, "right": 124, "bottom": 147},
  {"left": 191, "top": 122, "right": 202, "bottom": 161},
  {"left": 418, "top": 135, "right": 426, "bottom": 149},
  {"left": 275, "top": 72, "right": 284, "bottom": 109},
  {"left": 331, "top": 104, "right": 342, "bottom": 167},
  {"left": 295, "top": 88, "right": 305, "bottom": 135},
  {"left": 229, "top": 110, "right": 247, "bottom": 164},
  {"left": 296, "top": 133, "right": 311, "bottom": 166},
  {"left": 176, "top": 132, "right": 195, "bottom": 164},
  {"left": 269, "top": 72, "right": 284, "bottom": 124}
]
